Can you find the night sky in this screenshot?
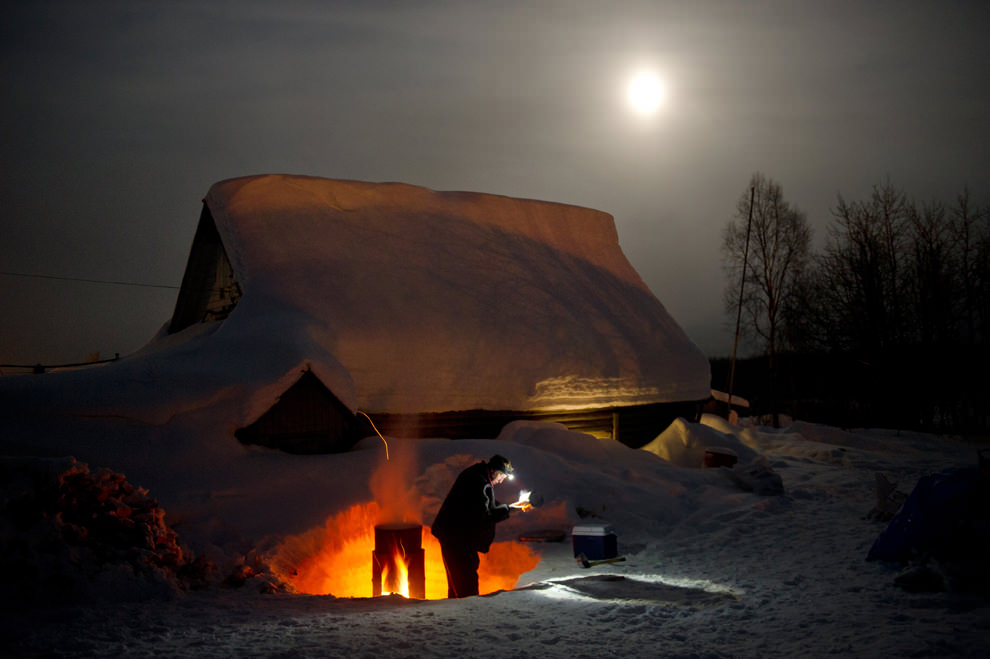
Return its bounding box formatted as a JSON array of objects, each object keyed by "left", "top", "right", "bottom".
[{"left": 3, "top": 1, "right": 989, "bottom": 366}]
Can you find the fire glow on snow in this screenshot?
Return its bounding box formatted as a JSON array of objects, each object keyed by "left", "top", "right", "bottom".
[{"left": 265, "top": 447, "right": 540, "bottom": 599}]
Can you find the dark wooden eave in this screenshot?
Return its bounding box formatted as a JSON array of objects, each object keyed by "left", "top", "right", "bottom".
[{"left": 357, "top": 399, "right": 706, "bottom": 448}]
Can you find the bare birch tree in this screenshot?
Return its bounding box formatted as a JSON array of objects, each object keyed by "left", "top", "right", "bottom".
[{"left": 722, "top": 173, "right": 811, "bottom": 426}]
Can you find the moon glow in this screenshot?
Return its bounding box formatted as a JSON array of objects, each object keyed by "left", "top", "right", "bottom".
[{"left": 627, "top": 71, "right": 666, "bottom": 116}]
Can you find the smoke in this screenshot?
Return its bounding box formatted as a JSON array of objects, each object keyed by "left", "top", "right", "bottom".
[{"left": 369, "top": 445, "right": 422, "bottom": 524}]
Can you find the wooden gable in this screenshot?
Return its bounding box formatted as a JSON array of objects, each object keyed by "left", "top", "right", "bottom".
[
  {"left": 235, "top": 370, "right": 357, "bottom": 454},
  {"left": 169, "top": 205, "right": 241, "bottom": 334}
]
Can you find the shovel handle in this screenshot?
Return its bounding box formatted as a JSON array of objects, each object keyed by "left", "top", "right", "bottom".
[
  {"left": 576, "top": 553, "right": 626, "bottom": 568},
  {"left": 589, "top": 556, "right": 626, "bottom": 566}
]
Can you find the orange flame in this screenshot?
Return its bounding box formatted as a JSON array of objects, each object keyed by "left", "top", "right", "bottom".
[
  {"left": 381, "top": 547, "right": 410, "bottom": 597},
  {"left": 267, "top": 500, "right": 540, "bottom": 599},
  {"left": 266, "top": 449, "right": 541, "bottom": 599}
]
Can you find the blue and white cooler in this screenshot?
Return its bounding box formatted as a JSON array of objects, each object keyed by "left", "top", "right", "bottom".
[{"left": 571, "top": 523, "right": 618, "bottom": 560}]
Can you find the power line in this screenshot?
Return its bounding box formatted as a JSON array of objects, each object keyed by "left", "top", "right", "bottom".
[
  {"left": 1, "top": 354, "right": 120, "bottom": 373},
  {"left": 0, "top": 271, "right": 179, "bottom": 290}
]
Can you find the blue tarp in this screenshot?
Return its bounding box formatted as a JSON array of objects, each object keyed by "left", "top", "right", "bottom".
[{"left": 867, "top": 467, "right": 982, "bottom": 563}]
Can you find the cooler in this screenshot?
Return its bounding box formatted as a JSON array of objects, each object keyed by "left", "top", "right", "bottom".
[{"left": 572, "top": 523, "right": 617, "bottom": 560}]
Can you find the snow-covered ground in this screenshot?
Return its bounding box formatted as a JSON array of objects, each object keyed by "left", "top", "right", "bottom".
[{"left": 3, "top": 408, "right": 988, "bottom": 658}]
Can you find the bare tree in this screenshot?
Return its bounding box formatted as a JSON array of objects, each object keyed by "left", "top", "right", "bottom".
[
  {"left": 906, "top": 198, "right": 958, "bottom": 346},
  {"left": 817, "top": 180, "right": 911, "bottom": 352},
  {"left": 971, "top": 205, "right": 990, "bottom": 345},
  {"left": 951, "top": 188, "right": 990, "bottom": 345},
  {"left": 722, "top": 173, "right": 812, "bottom": 426}
]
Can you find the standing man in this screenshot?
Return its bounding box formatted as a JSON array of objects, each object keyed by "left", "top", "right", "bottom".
[{"left": 431, "top": 454, "right": 525, "bottom": 598}]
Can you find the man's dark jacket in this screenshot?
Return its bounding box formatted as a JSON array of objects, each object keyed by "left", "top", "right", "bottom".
[{"left": 431, "top": 461, "right": 511, "bottom": 553}]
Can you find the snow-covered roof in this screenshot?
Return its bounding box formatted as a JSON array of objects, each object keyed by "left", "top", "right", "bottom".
[{"left": 187, "top": 174, "right": 709, "bottom": 415}]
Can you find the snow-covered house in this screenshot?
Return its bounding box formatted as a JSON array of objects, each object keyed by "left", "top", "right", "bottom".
[{"left": 165, "top": 174, "right": 710, "bottom": 451}]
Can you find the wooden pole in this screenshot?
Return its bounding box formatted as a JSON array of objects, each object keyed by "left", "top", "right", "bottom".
[{"left": 727, "top": 186, "right": 755, "bottom": 418}]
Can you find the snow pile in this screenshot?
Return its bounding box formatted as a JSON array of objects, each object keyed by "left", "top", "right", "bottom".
[{"left": 641, "top": 416, "right": 759, "bottom": 467}]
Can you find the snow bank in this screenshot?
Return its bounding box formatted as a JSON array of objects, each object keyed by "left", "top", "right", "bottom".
[{"left": 642, "top": 415, "right": 759, "bottom": 468}]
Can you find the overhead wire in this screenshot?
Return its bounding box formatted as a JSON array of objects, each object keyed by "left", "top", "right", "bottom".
[
  {"left": 4, "top": 271, "right": 386, "bottom": 461},
  {"left": 0, "top": 270, "right": 179, "bottom": 290}
]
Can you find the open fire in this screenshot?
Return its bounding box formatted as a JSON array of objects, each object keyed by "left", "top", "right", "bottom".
[
  {"left": 372, "top": 523, "right": 425, "bottom": 598},
  {"left": 265, "top": 451, "right": 541, "bottom": 599},
  {"left": 266, "top": 501, "right": 540, "bottom": 599}
]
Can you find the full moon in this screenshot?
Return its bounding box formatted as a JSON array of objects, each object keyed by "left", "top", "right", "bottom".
[{"left": 627, "top": 71, "right": 666, "bottom": 116}]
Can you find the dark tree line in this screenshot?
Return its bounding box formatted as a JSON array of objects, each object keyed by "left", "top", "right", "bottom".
[
  {"left": 721, "top": 175, "right": 990, "bottom": 432},
  {"left": 800, "top": 181, "right": 990, "bottom": 352}
]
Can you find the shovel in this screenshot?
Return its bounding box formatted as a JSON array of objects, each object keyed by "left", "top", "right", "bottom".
[{"left": 576, "top": 552, "right": 626, "bottom": 568}]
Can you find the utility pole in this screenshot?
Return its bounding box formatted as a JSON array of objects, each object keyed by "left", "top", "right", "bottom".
[{"left": 726, "top": 185, "right": 755, "bottom": 419}]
